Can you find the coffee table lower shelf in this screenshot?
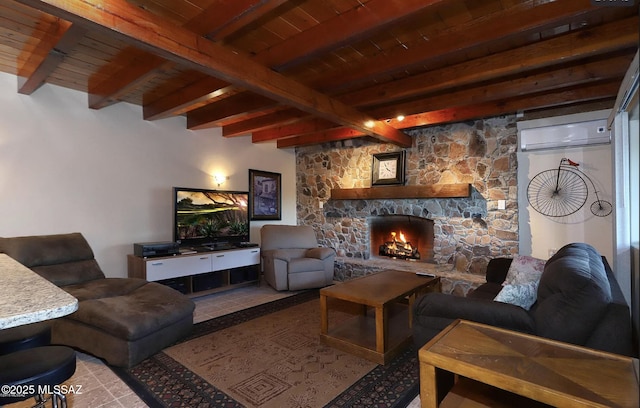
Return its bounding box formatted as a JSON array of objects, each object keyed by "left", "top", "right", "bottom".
[
  {"left": 320, "top": 303, "right": 411, "bottom": 365},
  {"left": 439, "top": 377, "right": 551, "bottom": 408}
]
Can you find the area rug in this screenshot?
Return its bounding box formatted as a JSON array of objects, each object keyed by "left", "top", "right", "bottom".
[{"left": 112, "top": 290, "right": 419, "bottom": 407}]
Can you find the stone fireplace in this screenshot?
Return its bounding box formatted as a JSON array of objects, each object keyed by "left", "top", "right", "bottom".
[
  {"left": 370, "top": 215, "right": 434, "bottom": 262},
  {"left": 295, "top": 115, "right": 520, "bottom": 281},
  {"left": 319, "top": 192, "right": 488, "bottom": 265}
]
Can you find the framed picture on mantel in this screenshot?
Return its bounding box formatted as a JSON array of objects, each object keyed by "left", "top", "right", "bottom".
[
  {"left": 372, "top": 151, "right": 405, "bottom": 186},
  {"left": 249, "top": 169, "right": 282, "bottom": 220}
]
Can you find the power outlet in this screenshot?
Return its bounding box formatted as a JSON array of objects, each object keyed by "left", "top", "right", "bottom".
[
  {"left": 497, "top": 200, "right": 506, "bottom": 210},
  {"left": 318, "top": 201, "right": 324, "bottom": 209}
]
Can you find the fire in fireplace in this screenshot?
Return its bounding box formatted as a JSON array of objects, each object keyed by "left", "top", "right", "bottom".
[
  {"left": 379, "top": 231, "right": 420, "bottom": 260},
  {"left": 369, "top": 215, "right": 434, "bottom": 262}
]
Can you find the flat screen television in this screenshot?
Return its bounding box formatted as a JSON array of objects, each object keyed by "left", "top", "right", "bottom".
[{"left": 173, "top": 187, "right": 250, "bottom": 248}]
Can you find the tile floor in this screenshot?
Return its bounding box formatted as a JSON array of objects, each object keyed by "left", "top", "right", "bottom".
[
  {"left": 6, "top": 282, "right": 422, "bottom": 407},
  {"left": 6, "top": 282, "right": 294, "bottom": 408}
]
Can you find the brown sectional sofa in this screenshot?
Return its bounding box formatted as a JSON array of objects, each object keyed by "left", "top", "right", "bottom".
[{"left": 0, "top": 233, "right": 195, "bottom": 367}]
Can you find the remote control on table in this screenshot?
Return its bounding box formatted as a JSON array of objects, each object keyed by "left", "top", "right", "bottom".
[{"left": 415, "top": 271, "right": 436, "bottom": 277}]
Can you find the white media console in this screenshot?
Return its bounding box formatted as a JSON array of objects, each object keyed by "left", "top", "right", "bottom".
[{"left": 128, "top": 246, "right": 261, "bottom": 297}]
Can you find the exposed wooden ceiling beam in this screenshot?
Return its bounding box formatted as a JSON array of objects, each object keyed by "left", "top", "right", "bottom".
[
  {"left": 367, "top": 53, "right": 633, "bottom": 119},
  {"left": 276, "top": 80, "right": 621, "bottom": 148},
  {"left": 145, "top": 0, "right": 451, "bottom": 130},
  {"left": 216, "top": 106, "right": 284, "bottom": 128},
  {"left": 272, "top": 55, "right": 630, "bottom": 147},
  {"left": 206, "top": 0, "right": 290, "bottom": 42},
  {"left": 87, "top": 0, "right": 274, "bottom": 110},
  {"left": 222, "top": 108, "right": 308, "bottom": 137},
  {"left": 339, "top": 16, "right": 638, "bottom": 108},
  {"left": 263, "top": 51, "right": 631, "bottom": 142},
  {"left": 143, "top": 76, "right": 229, "bottom": 120},
  {"left": 89, "top": 0, "right": 257, "bottom": 110},
  {"left": 187, "top": 93, "right": 276, "bottom": 130},
  {"left": 152, "top": 2, "right": 612, "bottom": 133},
  {"left": 17, "top": 19, "right": 85, "bottom": 94},
  {"left": 188, "top": 0, "right": 276, "bottom": 41},
  {"left": 402, "top": 81, "right": 622, "bottom": 126},
  {"left": 89, "top": 0, "right": 296, "bottom": 113},
  {"left": 177, "top": 0, "right": 449, "bottom": 130},
  {"left": 276, "top": 127, "right": 366, "bottom": 148},
  {"left": 252, "top": 118, "right": 336, "bottom": 142},
  {"left": 247, "top": 23, "right": 636, "bottom": 141},
  {"left": 88, "top": 50, "right": 167, "bottom": 109},
  {"left": 261, "top": 0, "right": 447, "bottom": 71},
  {"left": 223, "top": 4, "right": 632, "bottom": 138},
  {"left": 16, "top": 0, "right": 412, "bottom": 146},
  {"left": 523, "top": 99, "right": 616, "bottom": 121},
  {"left": 139, "top": 0, "right": 291, "bottom": 119},
  {"left": 313, "top": 0, "right": 601, "bottom": 93},
  {"left": 2, "top": 0, "right": 633, "bottom": 150}
]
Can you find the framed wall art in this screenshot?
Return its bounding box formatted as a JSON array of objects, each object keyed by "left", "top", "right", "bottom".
[
  {"left": 249, "top": 169, "right": 282, "bottom": 220},
  {"left": 372, "top": 151, "right": 405, "bottom": 186}
]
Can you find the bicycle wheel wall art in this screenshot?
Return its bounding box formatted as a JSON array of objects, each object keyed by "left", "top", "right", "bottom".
[{"left": 526, "top": 158, "right": 612, "bottom": 218}]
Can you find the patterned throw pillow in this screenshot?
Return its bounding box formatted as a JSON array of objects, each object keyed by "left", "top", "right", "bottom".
[
  {"left": 494, "top": 281, "right": 539, "bottom": 310},
  {"left": 503, "top": 255, "right": 546, "bottom": 286}
]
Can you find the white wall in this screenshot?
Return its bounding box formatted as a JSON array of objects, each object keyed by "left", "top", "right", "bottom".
[
  {"left": 628, "top": 102, "right": 639, "bottom": 351},
  {"left": 0, "top": 72, "right": 296, "bottom": 277},
  {"left": 517, "top": 110, "right": 614, "bottom": 262}
]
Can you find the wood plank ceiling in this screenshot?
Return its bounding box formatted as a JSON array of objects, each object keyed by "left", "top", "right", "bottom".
[{"left": 0, "top": 0, "right": 637, "bottom": 148}]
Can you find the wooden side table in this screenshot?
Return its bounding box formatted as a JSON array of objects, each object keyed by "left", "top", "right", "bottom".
[{"left": 419, "top": 319, "right": 639, "bottom": 408}]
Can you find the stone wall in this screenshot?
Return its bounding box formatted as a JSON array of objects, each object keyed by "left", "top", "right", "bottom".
[{"left": 296, "top": 115, "right": 519, "bottom": 278}]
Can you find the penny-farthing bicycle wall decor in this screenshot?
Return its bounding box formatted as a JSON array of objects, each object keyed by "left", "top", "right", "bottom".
[{"left": 527, "top": 158, "right": 612, "bottom": 218}]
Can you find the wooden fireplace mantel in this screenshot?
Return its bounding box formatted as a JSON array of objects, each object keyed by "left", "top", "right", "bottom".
[{"left": 330, "top": 184, "right": 471, "bottom": 200}]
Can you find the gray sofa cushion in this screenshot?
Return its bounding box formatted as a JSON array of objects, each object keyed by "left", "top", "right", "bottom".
[
  {"left": 288, "top": 257, "right": 325, "bottom": 273},
  {"left": 414, "top": 292, "right": 536, "bottom": 334},
  {"left": 266, "top": 248, "right": 308, "bottom": 261},
  {"left": 533, "top": 243, "right": 611, "bottom": 345},
  {"left": 306, "top": 247, "right": 335, "bottom": 260},
  {"left": 260, "top": 225, "right": 318, "bottom": 250}
]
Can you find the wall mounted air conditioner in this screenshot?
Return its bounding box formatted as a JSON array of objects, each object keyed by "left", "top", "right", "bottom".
[{"left": 519, "top": 119, "right": 610, "bottom": 152}]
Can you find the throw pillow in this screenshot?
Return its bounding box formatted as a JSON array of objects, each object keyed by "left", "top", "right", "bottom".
[
  {"left": 503, "top": 255, "right": 546, "bottom": 286},
  {"left": 494, "top": 281, "right": 539, "bottom": 310}
]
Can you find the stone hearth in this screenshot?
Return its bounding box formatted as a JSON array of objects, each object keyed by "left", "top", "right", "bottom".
[
  {"left": 296, "top": 115, "right": 520, "bottom": 282},
  {"left": 333, "top": 256, "right": 486, "bottom": 296}
]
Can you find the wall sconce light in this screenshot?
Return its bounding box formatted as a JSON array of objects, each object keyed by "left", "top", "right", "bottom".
[{"left": 213, "top": 173, "right": 227, "bottom": 187}]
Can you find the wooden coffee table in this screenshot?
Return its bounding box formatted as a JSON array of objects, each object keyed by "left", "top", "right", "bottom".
[
  {"left": 320, "top": 270, "right": 440, "bottom": 365},
  {"left": 419, "top": 319, "right": 640, "bottom": 408}
]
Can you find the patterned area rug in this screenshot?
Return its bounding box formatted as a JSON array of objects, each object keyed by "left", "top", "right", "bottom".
[{"left": 112, "top": 290, "right": 419, "bottom": 407}]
